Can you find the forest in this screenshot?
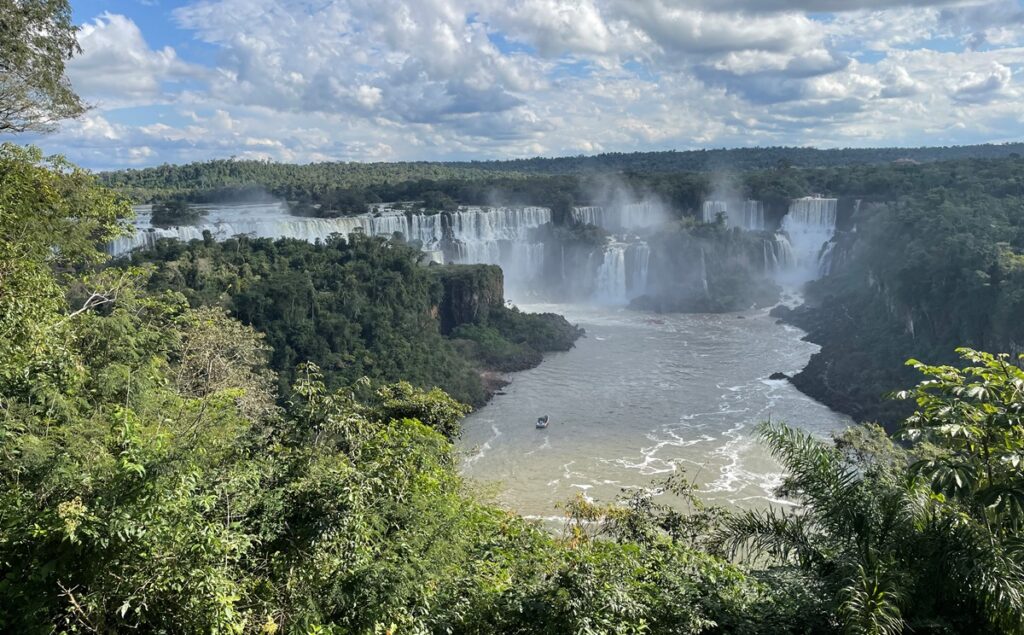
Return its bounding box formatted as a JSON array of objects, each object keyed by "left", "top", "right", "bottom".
[
  {"left": 5, "top": 140, "right": 1024, "bottom": 634},
  {"left": 119, "top": 233, "right": 582, "bottom": 406}
]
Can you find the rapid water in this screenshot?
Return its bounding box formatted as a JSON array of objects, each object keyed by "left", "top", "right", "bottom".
[
  {"left": 779, "top": 197, "right": 838, "bottom": 282},
  {"left": 459, "top": 302, "right": 851, "bottom": 519}
]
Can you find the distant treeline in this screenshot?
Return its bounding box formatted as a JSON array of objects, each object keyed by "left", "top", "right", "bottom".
[
  {"left": 99, "top": 142, "right": 1024, "bottom": 210},
  {"left": 446, "top": 142, "right": 1024, "bottom": 174}
]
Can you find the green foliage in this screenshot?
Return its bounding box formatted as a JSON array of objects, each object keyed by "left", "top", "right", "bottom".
[
  {"left": 99, "top": 145, "right": 1024, "bottom": 207},
  {"left": 420, "top": 189, "right": 458, "bottom": 211},
  {"left": 0, "top": 143, "right": 130, "bottom": 398},
  {"left": 452, "top": 323, "right": 543, "bottom": 372},
  {"left": 12, "top": 143, "right": 1024, "bottom": 633},
  {"left": 724, "top": 413, "right": 1024, "bottom": 634},
  {"left": 452, "top": 307, "right": 583, "bottom": 373},
  {"left": 149, "top": 200, "right": 210, "bottom": 227},
  {"left": 898, "top": 348, "right": 1024, "bottom": 536},
  {"left": 132, "top": 234, "right": 486, "bottom": 404},
  {"left": 368, "top": 380, "right": 470, "bottom": 441},
  {"left": 0, "top": 0, "right": 86, "bottom": 133},
  {"left": 128, "top": 234, "right": 580, "bottom": 407}
]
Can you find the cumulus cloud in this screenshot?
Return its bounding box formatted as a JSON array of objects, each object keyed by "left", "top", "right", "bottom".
[
  {"left": 33, "top": 0, "right": 1024, "bottom": 168},
  {"left": 953, "top": 61, "right": 1013, "bottom": 101},
  {"left": 68, "top": 13, "right": 202, "bottom": 106}
]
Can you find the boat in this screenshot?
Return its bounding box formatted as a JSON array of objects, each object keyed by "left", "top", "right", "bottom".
[{"left": 536, "top": 415, "right": 550, "bottom": 429}]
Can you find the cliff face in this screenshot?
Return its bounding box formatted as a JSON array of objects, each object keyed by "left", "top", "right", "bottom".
[
  {"left": 772, "top": 197, "right": 1024, "bottom": 431},
  {"left": 432, "top": 265, "right": 505, "bottom": 335}
]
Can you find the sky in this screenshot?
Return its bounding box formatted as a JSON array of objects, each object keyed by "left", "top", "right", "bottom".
[{"left": 23, "top": 0, "right": 1024, "bottom": 168}]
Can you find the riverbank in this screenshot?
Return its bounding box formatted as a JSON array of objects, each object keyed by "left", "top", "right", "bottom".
[{"left": 769, "top": 298, "right": 916, "bottom": 431}]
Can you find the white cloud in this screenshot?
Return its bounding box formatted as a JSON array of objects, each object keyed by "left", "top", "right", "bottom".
[
  {"left": 68, "top": 13, "right": 201, "bottom": 106},
  {"left": 33, "top": 0, "right": 1024, "bottom": 168},
  {"left": 953, "top": 61, "right": 1013, "bottom": 101}
]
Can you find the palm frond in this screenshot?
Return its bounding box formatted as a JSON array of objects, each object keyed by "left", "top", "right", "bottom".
[
  {"left": 837, "top": 563, "right": 905, "bottom": 635},
  {"left": 719, "top": 507, "right": 825, "bottom": 570}
]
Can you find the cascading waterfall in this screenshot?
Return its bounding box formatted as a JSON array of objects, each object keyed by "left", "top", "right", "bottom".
[
  {"left": 594, "top": 244, "right": 628, "bottom": 303},
  {"left": 778, "top": 197, "right": 838, "bottom": 281},
  {"left": 571, "top": 206, "right": 607, "bottom": 228},
  {"left": 817, "top": 241, "right": 836, "bottom": 277},
  {"left": 699, "top": 248, "right": 710, "bottom": 297},
  {"left": 817, "top": 197, "right": 858, "bottom": 276},
  {"left": 742, "top": 200, "right": 766, "bottom": 231},
  {"left": 590, "top": 241, "right": 652, "bottom": 304},
  {"left": 445, "top": 206, "right": 550, "bottom": 292},
  {"left": 566, "top": 203, "right": 660, "bottom": 302},
  {"left": 701, "top": 200, "right": 765, "bottom": 231},
  {"left": 112, "top": 202, "right": 432, "bottom": 255},
  {"left": 763, "top": 234, "right": 796, "bottom": 271},
  {"left": 571, "top": 202, "right": 665, "bottom": 232},
  {"left": 627, "top": 242, "right": 651, "bottom": 296}
]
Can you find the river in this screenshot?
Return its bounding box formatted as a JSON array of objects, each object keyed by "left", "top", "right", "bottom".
[{"left": 459, "top": 301, "right": 851, "bottom": 519}]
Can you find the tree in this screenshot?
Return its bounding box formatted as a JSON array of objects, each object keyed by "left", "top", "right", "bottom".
[
  {"left": 421, "top": 190, "right": 458, "bottom": 212},
  {"left": 723, "top": 412, "right": 1024, "bottom": 633},
  {"left": 150, "top": 200, "right": 209, "bottom": 227},
  {"left": 897, "top": 348, "right": 1024, "bottom": 535},
  {"left": 0, "top": 0, "right": 86, "bottom": 133},
  {"left": 0, "top": 143, "right": 129, "bottom": 397}
]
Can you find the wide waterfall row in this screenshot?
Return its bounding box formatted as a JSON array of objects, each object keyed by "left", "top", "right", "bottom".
[
  {"left": 111, "top": 202, "right": 550, "bottom": 267},
  {"left": 571, "top": 202, "right": 666, "bottom": 232},
  {"left": 448, "top": 206, "right": 550, "bottom": 243},
  {"left": 778, "top": 197, "right": 838, "bottom": 281},
  {"left": 111, "top": 203, "right": 422, "bottom": 255},
  {"left": 593, "top": 241, "right": 651, "bottom": 304},
  {"left": 700, "top": 200, "right": 765, "bottom": 231}
]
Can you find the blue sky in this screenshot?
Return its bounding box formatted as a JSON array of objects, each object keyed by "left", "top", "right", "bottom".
[{"left": 24, "top": 0, "right": 1024, "bottom": 169}]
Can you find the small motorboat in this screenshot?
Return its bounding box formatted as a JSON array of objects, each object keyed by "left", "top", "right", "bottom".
[{"left": 536, "top": 415, "right": 550, "bottom": 429}]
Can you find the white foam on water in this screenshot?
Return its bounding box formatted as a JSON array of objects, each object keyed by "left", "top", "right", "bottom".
[
  {"left": 463, "top": 423, "right": 502, "bottom": 466},
  {"left": 524, "top": 436, "right": 552, "bottom": 456}
]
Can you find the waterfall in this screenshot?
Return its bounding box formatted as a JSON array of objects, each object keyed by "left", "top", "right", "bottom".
[
  {"left": 702, "top": 201, "right": 728, "bottom": 224},
  {"left": 571, "top": 206, "right": 606, "bottom": 228},
  {"left": 446, "top": 206, "right": 550, "bottom": 292},
  {"left": 763, "top": 233, "right": 796, "bottom": 271},
  {"left": 777, "top": 197, "right": 838, "bottom": 281},
  {"left": 701, "top": 200, "right": 765, "bottom": 231},
  {"left": 627, "top": 242, "right": 651, "bottom": 296},
  {"left": 742, "top": 200, "right": 766, "bottom": 231},
  {"left": 113, "top": 202, "right": 437, "bottom": 255},
  {"left": 699, "top": 248, "right": 710, "bottom": 297},
  {"left": 571, "top": 202, "right": 665, "bottom": 232},
  {"left": 818, "top": 241, "right": 836, "bottom": 277},
  {"left": 594, "top": 244, "right": 627, "bottom": 304},
  {"left": 114, "top": 202, "right": 550, "bottom": 274}
]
